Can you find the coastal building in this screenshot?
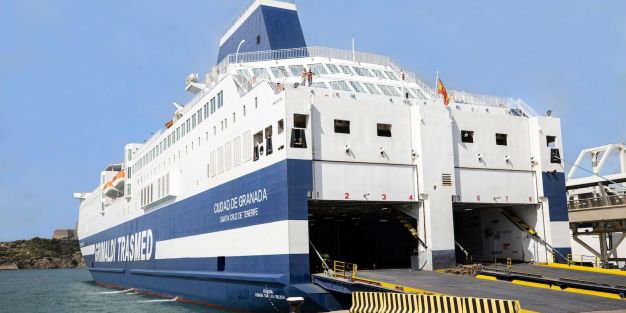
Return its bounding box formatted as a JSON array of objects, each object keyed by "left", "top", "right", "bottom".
[{"left": 52, "top": 229, "right": 77, "bottom": 241}]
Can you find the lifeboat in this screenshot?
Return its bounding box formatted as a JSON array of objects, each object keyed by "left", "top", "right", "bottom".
[
  {"left": 112, "top": 171, "right": 125, "bottom": 192},
  {"left": 103, "top": 181, "right": 120, "bottom": 198}
]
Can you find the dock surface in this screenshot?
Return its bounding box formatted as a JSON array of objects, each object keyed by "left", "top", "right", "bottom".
[{"left": 355, "top": 269, "right": 626, "bottom": 312}]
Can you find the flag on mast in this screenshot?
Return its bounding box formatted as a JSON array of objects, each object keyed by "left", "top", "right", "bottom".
[{"left": 437, "top": 78, "right": 450, "bottom": 106}]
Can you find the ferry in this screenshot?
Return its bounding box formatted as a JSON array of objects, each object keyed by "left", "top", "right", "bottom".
[{"left": 75, "top": 1, "right": 572, "bottom": 311}]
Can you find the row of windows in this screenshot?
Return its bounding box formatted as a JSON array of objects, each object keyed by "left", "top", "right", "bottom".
[
  {"left": 132, "top": 90, "right": 224, "bottom": 175},
  {"left": 460, "top": 130, "right": 558, "bottom": 148},
  {"left": 333, "top": 120, "right": 393, "bottom": 137},
  {"left": 140, "top": 173, "right": 170, "bottom": 208},
  {"left": 256, "top": 63, "right": 401, "bottom": 81}
]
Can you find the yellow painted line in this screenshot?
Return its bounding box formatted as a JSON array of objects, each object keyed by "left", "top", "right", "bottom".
[
  {"left": 540, "top": 263, "right": 626, "bottom": 276},
  {"left": 476, "top": 274, "right": 498, "bottom": 281},
  {"left": 511, "top": 279, "right": 623, "bottom": 300},
  {"left": 520, "top": 309, "right": 540, "bottom": 313}
]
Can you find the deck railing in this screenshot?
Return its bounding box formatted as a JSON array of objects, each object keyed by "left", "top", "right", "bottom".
[
  {"left": 183, "top": 46, "right": 538, "bottom": 118},
  {"left": 568, "top": 195, "right": 626, "bottom": 210}
]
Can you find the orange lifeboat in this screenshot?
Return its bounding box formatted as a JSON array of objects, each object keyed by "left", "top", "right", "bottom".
[{"left": 112, "top": 171, "right": 125, "bottom": 192}]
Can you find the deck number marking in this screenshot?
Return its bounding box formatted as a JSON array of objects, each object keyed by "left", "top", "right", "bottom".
[
  {"left": 409, "top": 195, "right": 413, "bottom": 200},
  {"left": 381, "top": 193, "right": 387, "bottom": 200},
  {"left": 344, "top": 192, "right": 350, "bottom": 200},
  {"left": 477, "top": 195, "right": 481, "bottom": 201}
]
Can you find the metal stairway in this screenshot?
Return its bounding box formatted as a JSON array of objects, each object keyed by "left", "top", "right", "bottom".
[{"left": 500, "top": 208, "right": 567, "bottom": 262}]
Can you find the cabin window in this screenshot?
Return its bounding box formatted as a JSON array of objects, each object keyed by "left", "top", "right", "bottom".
[
  {"left": 291, "top": 129, "right": 307, "bottom": 148},
  {"left": 256, "top": 35, "right": 261, "bottom": 45},
  {"left": 291, "top": 114, "right": 308, "bottom": 149},
  {"left": 265, "top": 125, "right": 273, "bottom": 155},
  {"left": 278, "top": 119, "right": 284, "bottom": 134},
  {"left": 377, "top": 123, "right": 392, "bottom": 137},
  {"left": 210, "top": 97, "right": 216, "bottom": 113},
  {"left": 192, "top": 114, "right": 197, "bottom": 128},
  {"left": 334, "top": 119, "right": 350, "bottom": 134},
  {"left": 217, "top": 91, "right": 224, "bottom": 109},
  {"left": 204, "top": 103, "right": 209, "bottom": 118},
  {"left": 546, "top": 136, "right": 557, "bottom": 148},
  {"left": 496, "top": 133, "right": 508, "bottom": 146},
  {"left": 233, "top": 112, "right": 236, "bottom": 124},
  {"left": 293, "top": 114, "right": 308, "bottom": 128},
  {"left": 243, "top": 105, "right": 247, "bottom": 116},
  {"left": 461, "top": 130, "right": 474, "bottom": 143},
  {"left": 254, "top": 97, "right": 258, "bottom": 109},
  {"left": 197, "top": 109, "right": 203, "bottom": 124},
  {"left": 253, "top": 131, "right": 263, "bottom": 161}
]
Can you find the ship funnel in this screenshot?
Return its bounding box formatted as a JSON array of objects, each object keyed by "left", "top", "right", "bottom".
[{"left": 217, "top": 0, "right": 307, "bottom": 63}]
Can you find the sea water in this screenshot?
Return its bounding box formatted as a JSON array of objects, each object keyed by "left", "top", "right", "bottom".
[{"left": 0, "top": 268, "right": 228, "bottom": 313}]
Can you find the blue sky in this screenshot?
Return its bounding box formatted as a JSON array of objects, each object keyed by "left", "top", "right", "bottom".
[{"left": 0, "top": 1, "right": 625, "bottom": 241}]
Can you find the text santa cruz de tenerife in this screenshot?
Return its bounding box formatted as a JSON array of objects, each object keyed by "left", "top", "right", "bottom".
[{"left": 213, "top": 188, "right": 268, "bottom": 223}]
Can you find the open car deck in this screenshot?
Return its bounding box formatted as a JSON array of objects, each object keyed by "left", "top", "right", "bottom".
[{"left": 313, "top": 268, "right": 626, "bottom": 312}]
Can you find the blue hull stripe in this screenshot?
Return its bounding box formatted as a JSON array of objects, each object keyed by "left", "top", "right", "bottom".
[{"left": 79, "top": 159, "right": 334, "bottom": 311}]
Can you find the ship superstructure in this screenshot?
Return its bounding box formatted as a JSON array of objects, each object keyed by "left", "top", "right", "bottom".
[{"left": 75, "top": 1, "right": 571, "bottom": 311}]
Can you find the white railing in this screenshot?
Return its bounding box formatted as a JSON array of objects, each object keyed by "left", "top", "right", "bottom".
[
  {"left": 183, "top": 46, "right": 537, "bottom": 117},
  {"left": 449, "top": 90, "right": 538, "bottom": 117}
]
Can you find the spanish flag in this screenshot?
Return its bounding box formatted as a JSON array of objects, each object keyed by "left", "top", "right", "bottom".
[{"left": 437, "top": 78, "right": 450, "bottom": 106}]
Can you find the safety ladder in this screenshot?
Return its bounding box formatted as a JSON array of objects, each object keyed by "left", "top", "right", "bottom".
[
  {"left": 500, "top": 208, "right": 567, "bottom": 262},
  {"left": 395, "top": 215, "right": 428, "bottom": 249}
]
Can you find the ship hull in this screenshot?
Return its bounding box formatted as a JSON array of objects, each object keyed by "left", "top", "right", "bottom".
[{"left": 79, "top": 159, "right": 340, "bottom": 312}]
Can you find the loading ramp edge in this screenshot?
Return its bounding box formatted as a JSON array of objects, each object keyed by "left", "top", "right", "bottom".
[
  {"left": 314, "top": 274, "right": 537, "bottom": 313},
  {"left": 476, "top": 268, "right": 626, "bottom": 299},
  {"left": 311, "top": 273, "right": 440, "bottom": 295},
  {"left": 539, "top": 262, "right": 626, "bottom": 277}
]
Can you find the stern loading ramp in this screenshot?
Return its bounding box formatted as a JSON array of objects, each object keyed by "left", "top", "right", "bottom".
[
  {"left": 309, "top": 202, "right": 626, "bottom": 311},
  {"left": 313, "top": 268, "right": 626, "bottom": 312}
]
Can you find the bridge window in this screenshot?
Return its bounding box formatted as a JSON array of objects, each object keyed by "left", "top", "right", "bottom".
[
  {"left": 378, "top": 84, "right": 401, "bottom": 97},
  {"left": 326, "top": 63, "right": 340, "bottom": 74},
  {"left": 289, "top": 65, "right": 305, "bottom": 77},
  {"left": 496, "top": 133, "right": 508, "bottom": 146},
  {"left": 270, "top": 66, "right": 290, "bottom": 78},
  {"left": 252, "top": 68, "right": 270, "bottom": 80},
  {"left": 546, "top": 136, "right": 557, "bottom": 148},
  {"left": 339, "top": 65, "right": 354, "bottom": 75},
  {"left": 461, "top": 130, "right": 474, "bottom": 143},
  {"left": 353, "top": 67, "right": 373, "bottom": 77},
  {"left": 349, "top": 81, "right": 366, "bottom": 93},
  {"left": 310, "top": 82, "right": 328, "bottom": 89},
  {"left": 334, "top": 119, "right": 351, "bottom": 134},
  {"left": 363, "top": 82, "right": 381, "bottom": 94},
  {"left": 308, "top": 63, "right": 328, "bottom": 75},
  {"left": 377, "top": 123, "right": 392, "bottom": 137},
  {"left": 329, "top": 80, "right": 352, "bottom": 91},
  {"left": 384, "top": 71, "right": 399, "bottom": 80}
]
